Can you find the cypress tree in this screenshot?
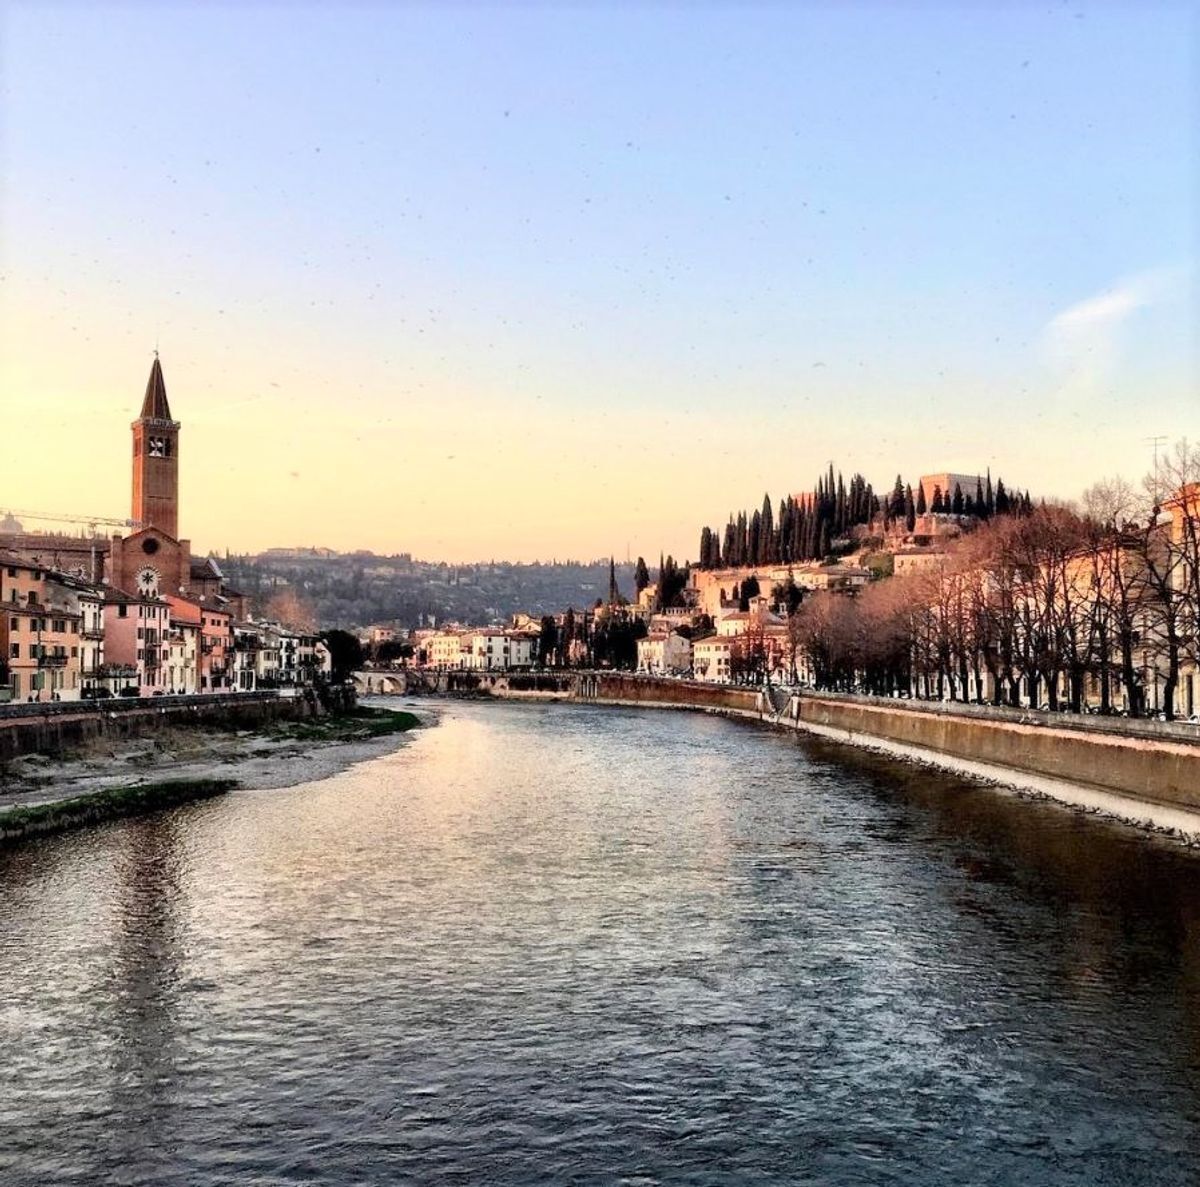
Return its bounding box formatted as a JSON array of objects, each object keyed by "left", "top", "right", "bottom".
[
  {"left": 995, "top": 479, "right": 1009, "bottom": 515},
  {"left": 904, "top": 484, "right": 916, "bottom": 531},
  {"left": 931, "top": 486, "right": 944, "bottom": 514},
  {"left": 985, "top": 470, "right": 995, "bottom": 518},
  {"left": 726, "top": 519, "right": 739, "bottom": 565},
  {"left": 634, "top": 556, "right": 650, "bottom": 596},
  {"left": 951, "top": 483, "right": 964, "bottom": 515},
  {"left": 916, "top": 483, "right": 927, "bottom": 515},
  {"left": 975, "top": 477, "right": 985, "bottom": 518}
]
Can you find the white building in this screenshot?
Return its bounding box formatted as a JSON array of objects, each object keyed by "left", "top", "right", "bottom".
[
  {"left": 233, "top": 623, "right": 260, "bottom": 691},
  {"left": 164, "top": 619, "right": 199, "bottom": 694},
  {"left": 255, "top": 622, "right": 282, "bottom": 687},
  {"left": 464, "top": 630, "right": 536, "bottom": 671},
  {"left": 46, "top": 572, "right": 105, "bottom": 700},
  {"left": 636, "top": 631, "right": 693, "bottom": 675},
  {"left": 693, "top": 637, "right": 738, "bottom": 683}
]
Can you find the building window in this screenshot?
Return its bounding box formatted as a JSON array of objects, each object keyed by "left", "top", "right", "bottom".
[{"left": 118, "top": 604, "right": 128, "bottom": 618}]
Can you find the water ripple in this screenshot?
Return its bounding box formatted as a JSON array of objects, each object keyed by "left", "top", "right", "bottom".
[{"left": 1, "top": 700, "right": 1200, "bottom": 1185}]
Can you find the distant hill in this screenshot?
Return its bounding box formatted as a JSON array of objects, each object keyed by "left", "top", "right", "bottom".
[{"left": 218, "top": 551, "right": 639, "bottom": 630}]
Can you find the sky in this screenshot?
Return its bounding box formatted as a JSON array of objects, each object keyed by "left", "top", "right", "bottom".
[{"left": 1, "top": 1, "right": 1196, "bottom": 562}]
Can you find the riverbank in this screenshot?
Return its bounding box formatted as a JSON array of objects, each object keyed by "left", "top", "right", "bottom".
[
  {"left": 0, "top": 777, "right": 238, "bottom": 846},
  {"left": 0, "top": 704, "right": 428, "bottom": 814}
]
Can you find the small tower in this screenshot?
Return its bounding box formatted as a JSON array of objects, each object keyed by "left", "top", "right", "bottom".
[{"left": 131, "top": 354, "right": 181, "bottom": 539}]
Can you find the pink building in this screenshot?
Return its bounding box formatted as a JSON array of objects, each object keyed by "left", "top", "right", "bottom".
[
  {"left": 103, "top": 588, "right": 171, "bottom": 695},
  {"left": 168, "top": 595, "right": 234, "bottom": 692}
]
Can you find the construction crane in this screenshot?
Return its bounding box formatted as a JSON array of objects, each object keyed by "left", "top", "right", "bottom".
[
  {"left": 1, "top": 508, "right": 144, "bottom": 536},
  {"left": 0, "top": 508, "right": 146, "bottom": 585}
]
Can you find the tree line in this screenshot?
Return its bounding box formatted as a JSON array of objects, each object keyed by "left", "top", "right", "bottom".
[
  {"left": 790, "top": 444, "right": 1200, "bottom": 720},
  {"left": 697, "top": 465, "right": 1031, "bottom": 569}
]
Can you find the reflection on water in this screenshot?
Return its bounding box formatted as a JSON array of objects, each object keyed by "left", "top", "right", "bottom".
[{"left": 2, "top": 700, "right": 1199, "bottom": 1185}]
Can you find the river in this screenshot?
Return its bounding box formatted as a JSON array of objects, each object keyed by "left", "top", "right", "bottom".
[{"left": 2, "top": 699, "right": 1199, "bottom": 1185}]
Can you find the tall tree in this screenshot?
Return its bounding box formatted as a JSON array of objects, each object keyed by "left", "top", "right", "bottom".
[{"left": 634, "top": 556, "right": 650, "bottom": 598}]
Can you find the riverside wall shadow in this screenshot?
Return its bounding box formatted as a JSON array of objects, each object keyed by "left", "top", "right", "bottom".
[{"left": 0, "top": 693, "right": 319, "bottom": 765}]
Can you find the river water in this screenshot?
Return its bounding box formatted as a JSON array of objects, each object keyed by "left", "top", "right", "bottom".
[{"left": 2, "top": 700, "right": 1200, "bottom": 1185}]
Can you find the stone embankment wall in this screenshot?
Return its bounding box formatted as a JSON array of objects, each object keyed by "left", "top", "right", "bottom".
[
  {"left": 577, "top": 675, "right": 1200, "bottom": 818},
  {"left": 795, "top": 695, "right": 1200, "bottom": 811},
  {"left": 0, "top": 692, "right": 320, "bottom": 764},
  {"left": 578, "top": 673, "right": 760, "bottom": 715}
]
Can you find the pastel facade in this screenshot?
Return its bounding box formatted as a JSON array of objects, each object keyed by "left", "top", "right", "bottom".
[
  {"left": 232, "top": 624, "right": 261, "bottom": 691},
  {"left": 1, "top": 554, "right": 85, "bottom": 701},
  {"left": 423, "top": 631, "right": 468, "bottom": 669},
  {"left": 464, "top": 630, "right": 536, "bottom": 671},
  {"left": 693, "top": 636, "right": 739, "bottom": 683},
  {"left": 636, "top": 631, "right": 693, "bottom": 676},
  {"left": 165, "top": 619, "right": 199, "bottom": 695},
  {"left": 103, "top": 587, "right": 172, "bottom": 696}
]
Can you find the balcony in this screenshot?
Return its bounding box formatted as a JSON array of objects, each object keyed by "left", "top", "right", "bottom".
[
  {"left": 82, "top": 628, "right": 105, "bottom": 641},
  {"left": 37, "top": 654, "right": 68, "bottom": 669}
]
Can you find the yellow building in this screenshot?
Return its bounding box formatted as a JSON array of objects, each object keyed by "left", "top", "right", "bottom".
[{"left": 1, "top": 551, "right": 84, "bottom": 701}]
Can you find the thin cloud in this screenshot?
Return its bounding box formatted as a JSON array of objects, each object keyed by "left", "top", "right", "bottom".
[
  {"left": 1049, "top": 286, "right": 1144, "bottom": 333},
  {"left": 1044, "top": 265, "right": 1186, "bottom": 397}
]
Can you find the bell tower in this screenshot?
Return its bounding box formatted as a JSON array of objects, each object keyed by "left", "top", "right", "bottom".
[{"left": 131, "top": 353, "right": 181, "bottom": 540}]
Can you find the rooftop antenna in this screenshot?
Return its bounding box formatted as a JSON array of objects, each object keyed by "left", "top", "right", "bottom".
[{"left": 1145, "top": 435, "right": 1168, "bottom": 501}]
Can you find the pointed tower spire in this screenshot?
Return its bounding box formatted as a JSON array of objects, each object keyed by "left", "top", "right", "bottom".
[
  {"left": 140, "top": 353, "right": 173, "bottom": 421},
  {"left": 131, "top": 353, "right": 181, "bottom": 539}
]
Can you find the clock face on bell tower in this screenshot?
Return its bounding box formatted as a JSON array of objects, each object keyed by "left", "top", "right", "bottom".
[{"left": 131, "top": 354, "right": 181, "bottom": 540}]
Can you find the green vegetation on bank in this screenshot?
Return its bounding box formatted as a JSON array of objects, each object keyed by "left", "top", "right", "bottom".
[
  {"left": 0, "top": 778, "right": 238, "bottom": 846},
  {"left": 269, "top": 706, "right": 422, "bottom": 743}
]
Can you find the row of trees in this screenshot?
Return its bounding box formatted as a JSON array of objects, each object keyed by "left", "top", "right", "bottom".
[
  {"left": 698, "top": 467, "right": 878, "bottom": 570},
  {"left": 881, "top": 473, "right": 1031, "bottom": 533},
  {"left": 790, "top": 445, "right": 1200, "bottom": 719},
  {"left": 697, "top": 465, "right": 1031, "bottom": 570},
  {"left": 625, "top": 553, "right": 689, "bottom": 610}
]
